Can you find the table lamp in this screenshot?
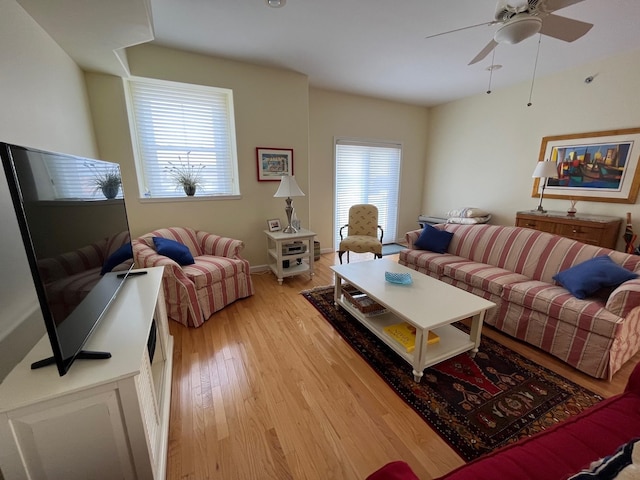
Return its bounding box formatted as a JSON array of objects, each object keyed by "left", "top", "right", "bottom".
[
  {"left": 532, "top": 160, "right": 558, "bottom": 213},
  {"left": 274, "top": 175, "right": 305, "bottom": 233}
]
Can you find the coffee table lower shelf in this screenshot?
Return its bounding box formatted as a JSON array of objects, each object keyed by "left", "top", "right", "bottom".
[{"left": 336, "top": 296, "right": 477, "bottom": 382}]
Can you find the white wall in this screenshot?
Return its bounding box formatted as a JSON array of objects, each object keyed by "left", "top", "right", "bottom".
[
  {"left": 309, "top": 89, "right": 429, "bottom": 251},
  {"left": 86, "top": 44, "right": 310, "bottom": 268},
  {"left": 424, "top": 48, "right": 640, "bottom": 248},
  {"left": 0, "top": 0, "right": 97, "bottom": 380}
]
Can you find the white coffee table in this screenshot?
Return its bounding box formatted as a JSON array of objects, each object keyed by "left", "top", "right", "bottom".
[{"left": 331, "top": 259, "right": 496, "bottom": 382}]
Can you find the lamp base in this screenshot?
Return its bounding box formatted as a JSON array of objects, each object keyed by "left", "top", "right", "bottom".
[
  {"left": 282, "top": 225, "right": 298, "bottom": 234},
  {"left": 535, "top": 205, "right": 547, "bottom": 213}
]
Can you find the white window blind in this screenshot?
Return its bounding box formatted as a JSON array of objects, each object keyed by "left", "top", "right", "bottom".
[
  {"left": 39, "top": 156, "right": 121, "bottom": 200},
  {"left": 334, "top": 139, "right": 401, "bottom": 249},
  {"left": 126, "top": 77, "right": 239, "bottom": 198}
]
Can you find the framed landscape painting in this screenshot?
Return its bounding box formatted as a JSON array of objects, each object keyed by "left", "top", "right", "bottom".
[
  {"left": 532, "top": 128, "right": 640, "bottom": 204},
  {"left": 256, "top": 147, "right": 293, "bottom": 181}
]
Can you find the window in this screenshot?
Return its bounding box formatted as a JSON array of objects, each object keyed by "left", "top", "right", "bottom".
[
  {"left": 125, "top": 77, "right": 239, "bottom": 198},
  {"left": 334, "top": 139, "right": 401, "bottom": 249}
]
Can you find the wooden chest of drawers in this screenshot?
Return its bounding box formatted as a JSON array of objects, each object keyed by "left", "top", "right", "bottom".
[{"left": 515, "top": 211, "right": 622, "bottom": 249}]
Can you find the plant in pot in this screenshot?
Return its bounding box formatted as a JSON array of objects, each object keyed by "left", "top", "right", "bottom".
[
  {"left": 88, "top": 164, "right": 122, "bottom": 199},
  {"left": 166, "top": 152, "right": 205, "bottom": 196}
]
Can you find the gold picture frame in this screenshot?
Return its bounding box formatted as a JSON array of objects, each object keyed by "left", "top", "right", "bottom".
[{"left": 532, "top": 128, "right": 640, "bottom": 204}]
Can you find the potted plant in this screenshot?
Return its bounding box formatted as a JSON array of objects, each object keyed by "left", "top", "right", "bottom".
[
  {"left": 88, "top": 164, "right": 122, "bottom": 199},
  {"left": 166, "top": 152, "right": 205, "bottom": 196}
]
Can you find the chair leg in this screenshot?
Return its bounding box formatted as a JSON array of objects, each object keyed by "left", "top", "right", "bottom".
[
  {"left": 338, "top": 250, "right": 344, "bottom": 264},
  {"left": 375, "top": 253, "right": 382, "bottom": 260}
]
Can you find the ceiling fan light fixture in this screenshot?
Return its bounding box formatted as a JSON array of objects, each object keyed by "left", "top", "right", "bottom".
[
  {"left": 494, "top": 16, "right": 542, "bottom": 44},
  {"left": 266, "top": 0, "right": 286, "bottom": 7}
]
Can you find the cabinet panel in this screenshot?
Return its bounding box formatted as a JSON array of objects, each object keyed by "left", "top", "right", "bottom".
[
  {"left": 9, "top": 391, "right": 134, "bottom": 480},
  {"left": 515, "top": 211, "right": 621, "bottom": 249}
]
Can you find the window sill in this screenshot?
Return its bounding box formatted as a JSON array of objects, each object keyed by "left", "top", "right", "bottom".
[{"left": 137, "top": 194, "right": 242, "bottom": 204}]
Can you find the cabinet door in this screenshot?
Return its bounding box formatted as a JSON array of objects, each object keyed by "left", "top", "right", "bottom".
[
  {"left": 517, "top": 217, "right": 557, "bottom": 234},
  {"left": 556, "top": 223, "right": 602, "bottom": 246},
  {"left": 6, "top": 390, "right": 135, "bottom": 480}
]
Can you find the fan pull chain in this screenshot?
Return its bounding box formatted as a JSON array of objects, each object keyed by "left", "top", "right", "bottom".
[
  {"left": 487, "top": 48, "right": 497, "bottom": 94},
  {"left": 527, "top": 34, "right": 542, "bottom": 106}
]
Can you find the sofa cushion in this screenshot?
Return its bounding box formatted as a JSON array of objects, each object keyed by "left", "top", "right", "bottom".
[
  {"left": 414, "top": 224, "right": 454, "bottom": 253},
  {"left": 101, "top": 242, "right": 133, "bottom": 275},
  {"left": 553, "top": 256, "right": 638, "bottom": 300},
  {"left": 442, "top": 261, "right": 530, "bottom": 296},
  {"left": 400, "top": 249, "right": 469, "bottom": 277},
  {"left": 153, "top": 237, "right": 195, "bottom": 265},
  {"left": 502, "top": 280, "right": 621, "bottom": 339},
  {"left": 182, "top": 256, "right": 246, "bottom": 289}
]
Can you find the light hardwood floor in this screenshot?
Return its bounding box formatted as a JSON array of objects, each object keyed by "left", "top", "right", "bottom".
[{"left": 166, "top": 252, "right": 639, "bottom": 480}]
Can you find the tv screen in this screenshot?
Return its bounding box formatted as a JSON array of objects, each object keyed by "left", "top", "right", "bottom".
[{"left": 1, "top": 142, "right": 134, "bottom": 376}]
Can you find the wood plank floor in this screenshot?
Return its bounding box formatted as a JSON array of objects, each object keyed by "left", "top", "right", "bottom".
[{"left": 166, "top": 252, "right": 640, "bottom": 480}]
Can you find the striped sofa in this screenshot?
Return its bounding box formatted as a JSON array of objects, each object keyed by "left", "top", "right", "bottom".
[
  {"left": 133, "top": 227, "right": 254, "bottom": 328},
  {"left": 400, "top": 224, "right": 640, "bottom": 379}
]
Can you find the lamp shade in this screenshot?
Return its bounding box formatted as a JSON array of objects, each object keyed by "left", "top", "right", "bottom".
[
  {"left": 532, "top": 161, "right": 558, "bottom": 178},
  {"left": 274, "top": 175, "right": 305, "bottom": 197}
]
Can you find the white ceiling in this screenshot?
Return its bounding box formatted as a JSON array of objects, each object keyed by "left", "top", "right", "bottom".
[{"left": 19, "top": 0, "right": 640, "bottom": 107}]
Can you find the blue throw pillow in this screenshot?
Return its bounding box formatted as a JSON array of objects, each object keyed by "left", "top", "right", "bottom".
[
  {"left": 414, "top": 224, "right": 454, "bottom": 254},
  {"left": 553, "top": 256, "right": 638, "bottom": 299},
  {"left": 101, "top": 242, "right": 133, "bottom": 275},
  {"left": 152, "top": 237, "right": 195, "bottom": 265}
]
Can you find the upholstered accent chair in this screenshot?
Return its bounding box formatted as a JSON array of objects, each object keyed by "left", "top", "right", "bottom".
[
  {"left": 133, "top": 227, "right": 254, "bottom": 328},
  {"left": 338, "top": 204, "right": 384, "bottom": 264}
]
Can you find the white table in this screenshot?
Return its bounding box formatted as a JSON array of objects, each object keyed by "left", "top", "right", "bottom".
[
  {"left": 265, "top": 228, "right": 316, "bottom": 284},
  {"left": 331, "top": 259, "right": 496, "bottom": 382}
]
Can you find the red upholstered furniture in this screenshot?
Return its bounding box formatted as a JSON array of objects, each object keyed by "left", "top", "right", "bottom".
[
  {"left": 133, "top": 227, "right": 254, "bottom": 328},
  {"left": 366, "top": 361, "right": 640, "bottom": 480}
]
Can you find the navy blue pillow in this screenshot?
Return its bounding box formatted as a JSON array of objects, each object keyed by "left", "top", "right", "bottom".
[
  {"left": 101, "top": 242, "right": 133, "bottom": 275},
  {"left": 553, "top": 256, "right": 638, "bottom": 299},
  {"left": 152, "top": 237, "right": 195, "bottom": 265},
  {"left": 414, "top": 224, "right": 453, "bottom": 254}
]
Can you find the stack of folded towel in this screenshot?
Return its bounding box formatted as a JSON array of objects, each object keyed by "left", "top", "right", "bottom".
[{"left": 446, "top": 207, "right": 492, "bottom": 225}]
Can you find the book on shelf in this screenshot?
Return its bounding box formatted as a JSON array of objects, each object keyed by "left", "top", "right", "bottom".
[{"left": 383, "top": 322, "right": 439, "bottom": 353}]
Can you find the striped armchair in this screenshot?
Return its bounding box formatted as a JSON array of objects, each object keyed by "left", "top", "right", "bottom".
[{"left": 133, "top": 227, "right": 254, "bottom": 328}]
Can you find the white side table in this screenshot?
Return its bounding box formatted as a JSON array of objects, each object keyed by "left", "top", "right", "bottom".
[{"left": 264, "top": 228, "right": 316, "bottom": 284}]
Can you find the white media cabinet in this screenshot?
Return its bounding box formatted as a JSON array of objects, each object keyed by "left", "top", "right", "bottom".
[{"left": 0, "top": 267, "right": 173, "bottom": 480}]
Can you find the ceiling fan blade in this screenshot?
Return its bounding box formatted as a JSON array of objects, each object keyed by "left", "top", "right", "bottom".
[
  {"left": 540, "top": 13, "right": 593, "bottom": 42},
  {"left": 543, "top": 0, "right": 585, "bottom": 12},
  {"left": 468, "top": 39, "right": 498, "bottom": 65},
  {"left": 425, "top": 20, "right": 494, "bottom": 40}
]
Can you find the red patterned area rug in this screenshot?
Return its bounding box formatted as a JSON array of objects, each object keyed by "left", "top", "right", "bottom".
[{"left": 302, "top": 285, "right": 603, "bottom": 462}]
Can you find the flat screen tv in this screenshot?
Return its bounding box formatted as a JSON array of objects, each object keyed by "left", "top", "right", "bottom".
[{"left": 1, "top": 142, "right": 134, "bottom": 376}]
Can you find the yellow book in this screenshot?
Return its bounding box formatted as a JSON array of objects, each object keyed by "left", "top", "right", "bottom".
[{"left": 383, "top": 322, "right": 439, "bottom": 353}]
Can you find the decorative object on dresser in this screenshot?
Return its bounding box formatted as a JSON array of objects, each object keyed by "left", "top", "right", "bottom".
[
  {"left": 534, "top": 128, "right": 640, "bottom": 204},
  {"left": 531, "top": 160, "right": 558, "bottom": 213},
  {"left": 273, "top": 174, "right": 305, "bottom": 233},
  {"left": 515, "top": 210, "right": 622, "bottom": 249}
]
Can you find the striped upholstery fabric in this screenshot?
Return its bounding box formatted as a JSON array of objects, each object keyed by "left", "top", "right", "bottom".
[
  {"left": 338, "top": 204, "right": 383, "bottom": 263},
  {"left": 401, "top": 224, "right": 640, "bottom": 379},
  {"left": 133, "top": 227, "right": 254, "bottom": 328},
  {"left": 36, "top": 231, "right": 132, "bottom": 321}
]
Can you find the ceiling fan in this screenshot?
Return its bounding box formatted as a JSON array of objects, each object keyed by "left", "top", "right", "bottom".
[{"left": 426, "top": 0, "right": 594, "bottom": 65}]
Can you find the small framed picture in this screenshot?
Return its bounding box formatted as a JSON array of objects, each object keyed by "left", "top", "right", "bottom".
[
  {"left": 267, "top": 218, "right": 281, "bottom": 232},
  {"left": 257, "top": 147, "right": 294, "bottom": 181}
]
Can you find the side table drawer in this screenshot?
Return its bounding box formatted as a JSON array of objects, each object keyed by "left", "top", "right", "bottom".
[
  {"left": 516, "top": 218, "right": 556, "bottom": 234},
  {"left": 556, "top": 224, "right": 602, "bottom": 246}
]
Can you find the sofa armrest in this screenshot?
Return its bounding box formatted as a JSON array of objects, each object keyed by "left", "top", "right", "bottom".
[
  {"left": 405, "top": 229, "right": 422, "bottom": 250},
  {"left": 606, "top": 278, "right": 640, "bottom": 318},
  {"left": 197, "top": 231, "right": 245, "bottom": 258},
  {"left": 133, "top": 239, "right": 186, "bottom": 278}
]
